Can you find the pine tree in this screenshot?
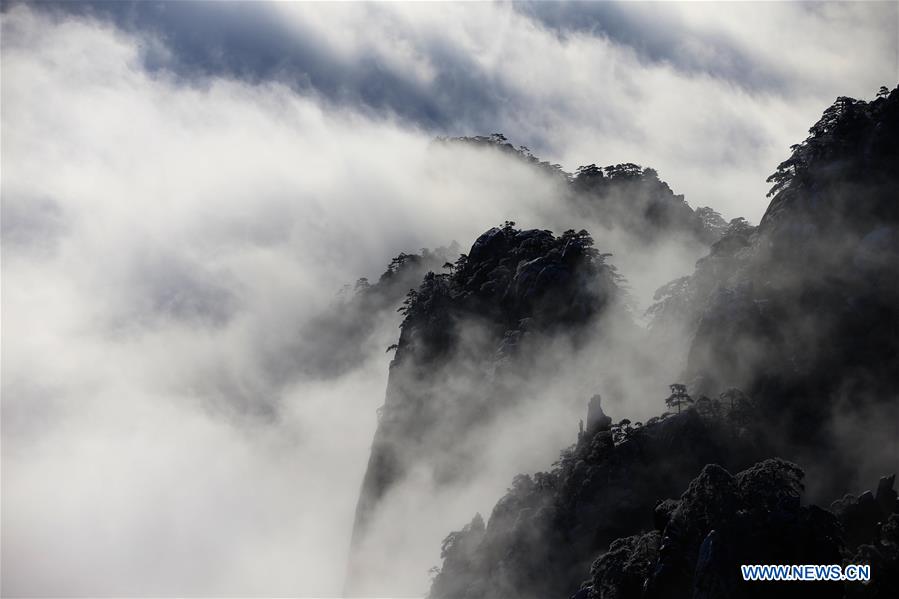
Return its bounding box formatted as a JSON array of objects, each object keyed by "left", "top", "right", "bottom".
[{"left": 665, "top": 383, "right": 694, "bottom": 414}]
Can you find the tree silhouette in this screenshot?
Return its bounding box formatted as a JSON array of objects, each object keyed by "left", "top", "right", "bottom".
[
  {"left": 575, "top": 163, "right": 604, "bottom": 179},
  {"left": 665, "top": 383, "right": 694, "bottom": 413},
  {"left": 766, "top": 95, "right": 867, "bottom": 198},
  {"left": 604, "top": 163, "right": 643, "bottom": 180},
  {"left": 397, "top": 289, "right": 418, "bottom": 317}
]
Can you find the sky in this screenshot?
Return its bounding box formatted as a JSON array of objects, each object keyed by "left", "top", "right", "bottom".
[
  {"left": 27, "top": 0, "right": 899, "bottom": 222},
  {"left": 1, "top": 1, "right": 897, "bottom": 596}
]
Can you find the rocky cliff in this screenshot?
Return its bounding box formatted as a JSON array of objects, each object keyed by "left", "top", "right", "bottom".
[
  {"left": 427, "top": 86, "right": 899, "bottom": 598},
  {"left": 346, "top": 224, "right": 626, "bottom": 593}
]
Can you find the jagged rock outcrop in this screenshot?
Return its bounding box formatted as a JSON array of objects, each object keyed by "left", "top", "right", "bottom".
[
  {"left": 286, "top": 244, "right": 458, "bottom": 380},
  {"left": 582, "top": 460, "right": 898, "bottom": 599},
  {"left": 429, "top": 86, "right": 899, "bottom": 599},
  {"left": 347, "top": 223, "right": 625, "bottom": 594},
  {"left": 431, "top": 401, "right": 898, "bottom": 599},
  {"left": 586, "top": 394, "right": 612, "bottom": 434},
  {"left": 648, "top": 86, "right": 899, "bottom": 495},
  {"left": 684, "top": 88, "right": 899, "bottom": 401},
  {"left": 430, "top": 402, "right": 772, "bottom": 599}
]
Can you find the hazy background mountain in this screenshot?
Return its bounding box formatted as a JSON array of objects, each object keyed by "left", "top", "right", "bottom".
[
  {"left": 426, "top": 88, "right": 899, "bottom": 599},
  {"left": 1, "top": 2, "right": 896, "bottom": 596}
]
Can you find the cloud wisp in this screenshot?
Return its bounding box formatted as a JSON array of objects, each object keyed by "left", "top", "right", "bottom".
[
  {"left": 1, "top": 2, "right": 896, "bottom": 596},
  {"left": 28, "top": 1, "right": 899, "bottom": 221}
]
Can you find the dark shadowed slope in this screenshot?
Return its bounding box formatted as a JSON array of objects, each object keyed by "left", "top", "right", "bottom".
[
  {"left": 346, "top": 223, "right": 625, "bottom": 594},
  {"left": 432, "top": 405, "right": 897, "bottom": 599},
  {"left": 429, "top": 86, "right": 899, "bottom": 599},
  {"left": 431, "top": 403, "right": 773, "bottom": 599},
  {"left": 671, "top": 86, "right": 899, "bottom": 495},
  {"left": 586, "top": 460, "right": 897, "bottom": 599}
]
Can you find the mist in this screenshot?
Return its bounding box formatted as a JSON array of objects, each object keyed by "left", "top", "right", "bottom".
[
  {"left": 0, "top": 7, "right": 685, "bottom": 595},
  {"left": 2, "top": 3, "right": 896, "bottom": 597}
]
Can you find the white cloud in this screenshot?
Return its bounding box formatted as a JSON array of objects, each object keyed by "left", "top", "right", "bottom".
[
  {"left": 1, "top": 2, "right": 895, "bottom": 595},
  {"left": 266, "top": 0, "right": 896, "bottom": 221},
  {"left": 0, "top": 7, "right": 583, "bottom": 595}
]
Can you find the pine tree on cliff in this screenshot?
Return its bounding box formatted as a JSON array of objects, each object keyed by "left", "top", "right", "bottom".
[{"left": 665, "top": 383, "right": 693, "bottom": 414}]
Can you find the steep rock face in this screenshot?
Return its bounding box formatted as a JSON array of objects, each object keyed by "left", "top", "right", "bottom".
[
  {"left": 347, "top": 224, "right": 625, "bottom": 592},
  {"left": 685, "top": 88, "right": 899, "bottom": 401},
  {"left": 429, "top": 86, "right": 899, "bottom": 599},
  {"left": 287, "top": 245, "right": 458, "bottom": 380},
  {"left": 647, "top": 87, "right": 899, "bottom": 494}
]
